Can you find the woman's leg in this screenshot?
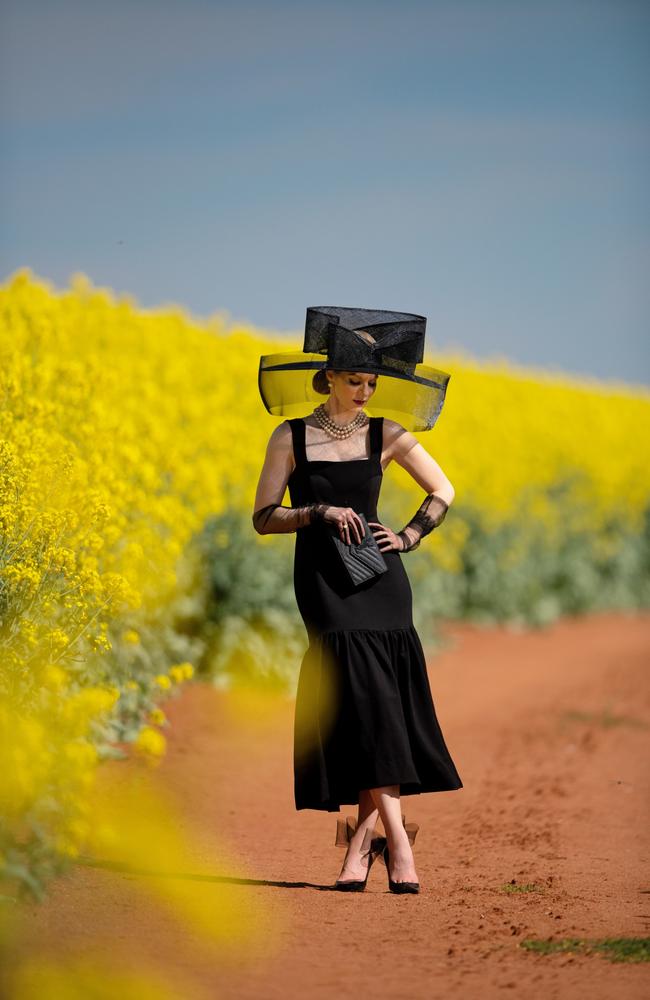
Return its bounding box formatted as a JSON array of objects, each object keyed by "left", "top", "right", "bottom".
[
  {"left": 369, "top": 784, "right": 418, "bottom": 883},
  {"left": 337, "top": 789, "right": 380, "bottom": 881}
]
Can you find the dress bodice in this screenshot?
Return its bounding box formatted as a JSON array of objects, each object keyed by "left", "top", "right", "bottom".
[{"left": 287, "top": 416, "right": 384, "bottom": 519}]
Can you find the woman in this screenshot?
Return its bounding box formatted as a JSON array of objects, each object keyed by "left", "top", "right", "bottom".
[{"left": 252, "top": 307, "right": 463, "bottom": 894}]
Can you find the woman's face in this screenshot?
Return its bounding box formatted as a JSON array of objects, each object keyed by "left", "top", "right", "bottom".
[{"left": 327, "top": 370, "right": 378, "bottom": 409}]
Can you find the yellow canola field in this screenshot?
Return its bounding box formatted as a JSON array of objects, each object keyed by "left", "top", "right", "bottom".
[{"left": 1, "top": 268, "right": 649, "bottom": 902}]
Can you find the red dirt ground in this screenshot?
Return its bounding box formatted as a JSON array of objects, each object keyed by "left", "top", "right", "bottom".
[{"left": 5, "top": 611, "right": 650, "bottom": 999}]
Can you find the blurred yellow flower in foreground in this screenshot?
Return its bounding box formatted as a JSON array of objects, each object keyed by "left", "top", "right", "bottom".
[
  {"left": 83, "top": 768, "right": 284, "bottom": 954},
  {"left": 6, "top": 952, "right": 193, "bottom": 1000},
  {"left": 41, "top": 664, "right": 69, "bottom": 690}
]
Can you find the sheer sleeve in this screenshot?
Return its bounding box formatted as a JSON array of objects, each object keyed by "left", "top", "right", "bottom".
[
  {"left": 252, "top": 421, "right": 332, "bottom": 534},
  {"left": 252, "top": 502, "right": 330, "bottom": 535},
  {"left": 397, "top": 493, "right": 449, "bottom": 552}
]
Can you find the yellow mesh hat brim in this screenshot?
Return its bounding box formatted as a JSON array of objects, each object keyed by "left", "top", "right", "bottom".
[{"left": 258, "top": 351, "right": 450, "bottom": 432}]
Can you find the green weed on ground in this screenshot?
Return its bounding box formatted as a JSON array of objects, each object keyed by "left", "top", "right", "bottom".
[
  {"left": 560, "top": 708, "right": 650, "bottom": 730},
  {"left": 501, "top": 880, "right": 545, "bottom": 893},
  {"left": 520, "top": 937, "right": 650, "bottom": 963}
]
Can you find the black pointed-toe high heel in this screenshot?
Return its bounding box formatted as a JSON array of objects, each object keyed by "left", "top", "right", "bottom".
[
  {"left": 333, "top": 815, "right": 384, "bottom": 892},
  {"left": 379, "top": 814, "right": 420, "bottom": 894}
]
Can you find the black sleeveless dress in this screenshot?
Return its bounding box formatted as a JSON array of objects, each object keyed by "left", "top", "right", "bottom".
[{"left": 287, "top": 415, "right": 463, "bottom": 812}]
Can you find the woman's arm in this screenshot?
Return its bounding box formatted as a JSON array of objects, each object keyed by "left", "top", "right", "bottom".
[
  {"left": 251, "top": 422, "right": 330, "bottom": 535},
  {"left": 373, "top": 419, "right": 455, "bottom": 552}
]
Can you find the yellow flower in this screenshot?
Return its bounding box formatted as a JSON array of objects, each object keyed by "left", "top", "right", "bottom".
[
  {"left": 63, "top": 741, "right": 98, "bottom": 768},
  {"left": 154, "top": 674, "right": 171, "bottom": 690},
  {"left": 62, "top": 687, "right": 119, "bottom": 733},
  {"left": 148, "top": 707, "right": 166, "bottom": 726},
  {"left": 122, "top": 629, "right": 141, "bottom": 644},
  {"left": 42, "top": 664, "right": 69, "bottom": 690},
  {"left": 169, "top": 662, "right": 194, "bottom": 684},
  {"left": 134, "top": 725, "right": 166, "bottom": 759},
  {"left": 47, "top": 628, "right": 69, "bottom": 651},
  {"left": 90, "top": 633, "right": 112, "bottom": 652}
]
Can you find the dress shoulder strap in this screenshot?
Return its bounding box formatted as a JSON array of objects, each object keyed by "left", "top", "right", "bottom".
[
  {"left": 369, "top": 415, "right": 384, "bottom": 460},
  {"left": 287, "top": 418, "right": 307, "bottom": 466}
]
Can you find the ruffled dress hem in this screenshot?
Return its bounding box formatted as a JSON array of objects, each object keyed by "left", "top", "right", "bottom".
[{"left": 293, "top": 624, "right": 463, "bottom": 812}]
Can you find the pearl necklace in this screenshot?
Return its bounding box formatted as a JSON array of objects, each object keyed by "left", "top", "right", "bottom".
[{"left": 312, "top": 402, "right": 369, "bottom": 439}]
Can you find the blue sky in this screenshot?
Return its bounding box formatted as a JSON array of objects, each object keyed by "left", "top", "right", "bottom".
[{"left": 1, "top": 0, "right": 648, "bottom": 385}]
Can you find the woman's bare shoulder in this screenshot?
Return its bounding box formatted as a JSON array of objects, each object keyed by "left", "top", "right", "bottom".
[
  {"left": 382, "top": 416, "right": 415, "bottom": 441},
  {"left": 381, "top": 417, "right": 418, "bottom": 458},
  {"left": 382, "top": 417, "right": 404, "bottom": 434},
  {"left": 264, "top": 419, "right": 294, "bottom": 456}
]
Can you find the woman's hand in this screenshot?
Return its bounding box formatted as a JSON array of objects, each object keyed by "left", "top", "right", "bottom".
[
  {"left": 367, "top": 520, "right": 404, "bottom": 552},
  {"left": 323, "top": 505, "right": 365, "bottom": 545}
]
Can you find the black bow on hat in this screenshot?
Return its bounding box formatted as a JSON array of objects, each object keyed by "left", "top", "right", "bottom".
[{"left": 305, "top": 306, "right": 426, "bottom": 368}]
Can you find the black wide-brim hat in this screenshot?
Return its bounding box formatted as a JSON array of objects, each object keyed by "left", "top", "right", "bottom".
[{"left": 258, "top": 306, "right": 450, "bottom": 432}]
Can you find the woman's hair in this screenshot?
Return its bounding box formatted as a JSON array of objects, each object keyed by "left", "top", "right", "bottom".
[
  {"left": 312, "top": 369, "right": 331, "bottom": 395},
  {"left": 312, "top": 367, "right": 380, "bottom": 395}
]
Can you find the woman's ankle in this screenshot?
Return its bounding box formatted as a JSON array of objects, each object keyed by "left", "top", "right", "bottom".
[
  {"left": 353, "top": 810, "right": 379, "bottom": 838},
  {"left": 348, "top": 825, "right": 374, "bottom": 855},
  {"left": 385, "top": 825, "right": 411, "bottom": 852}
]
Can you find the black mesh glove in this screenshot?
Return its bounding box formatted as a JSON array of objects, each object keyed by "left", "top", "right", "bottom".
[
  {"left": 397, "top": 493, "right": 449, "bottom": 552},
  {"left": 252, "top": 502, "right": 330, "bottom": 535}
]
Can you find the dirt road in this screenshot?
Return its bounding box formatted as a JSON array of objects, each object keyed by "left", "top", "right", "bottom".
[{"left": 7, "top": 612, "right": 650, "bottom": 999}]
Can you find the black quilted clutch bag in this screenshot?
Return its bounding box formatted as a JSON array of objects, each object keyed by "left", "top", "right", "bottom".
[{"left": 327, "top": 512, "right": 388, "bottom": 586}]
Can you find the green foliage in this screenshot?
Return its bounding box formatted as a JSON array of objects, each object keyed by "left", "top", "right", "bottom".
[
  {"left": 501, "top": 881, "right": 544, "bottom": 893},
  {"left": 185, "top": 486, "right": 650, "bottom": 691},
  {"left": 184, "top": 511, "right": 307, "bottom": 691},
  {"left": 520, "top": 937, "right": 650, "bottom": 963},
  {"left": 408, "top": 490, "right": 650, "bottom": 629}
]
